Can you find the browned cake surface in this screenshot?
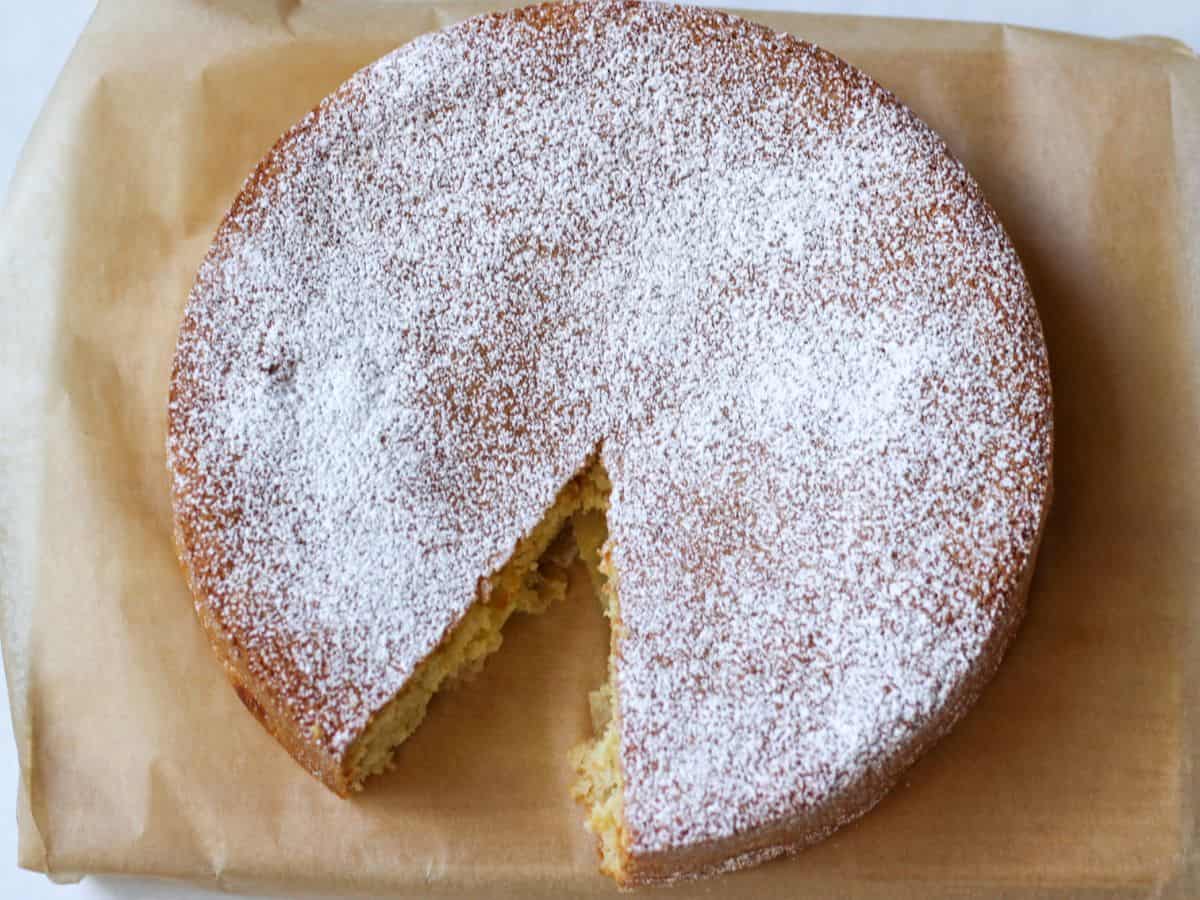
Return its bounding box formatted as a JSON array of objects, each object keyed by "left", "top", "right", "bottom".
[{"left": 168, "top": 0, "right": 1053, "bottom": 884}]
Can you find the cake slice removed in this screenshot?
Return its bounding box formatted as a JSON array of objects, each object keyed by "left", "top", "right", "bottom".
[
  {"left": 339, "top": 459, "right": 614, "bottom": 791},
  {"left": 346, "top": 454, "right": 638, "bottom": 879}
]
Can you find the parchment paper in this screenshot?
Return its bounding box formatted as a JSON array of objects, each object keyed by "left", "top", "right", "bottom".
[{"left": 1, "top": 1, "right": 1198, "bottom": 896}]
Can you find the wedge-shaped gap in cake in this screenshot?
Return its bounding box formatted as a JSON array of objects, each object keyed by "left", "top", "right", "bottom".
[{"left": 343, "top": 445, "right": 626, "bottom": 864}]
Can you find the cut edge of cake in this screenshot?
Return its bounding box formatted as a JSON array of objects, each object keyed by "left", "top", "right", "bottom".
[
  {"left": 567, "top": 489, "right": 632, "bottom": 882},
  {"left": 340, "top": 454, "right": 623, "bottom": 811},
  {"left": 341, "top": 452, "right": 637, "bottom": 881}
]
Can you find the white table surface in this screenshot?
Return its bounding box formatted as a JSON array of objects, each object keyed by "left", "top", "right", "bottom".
[{"left": 1, "top": 1, "right": 1195, "bottom": 897}]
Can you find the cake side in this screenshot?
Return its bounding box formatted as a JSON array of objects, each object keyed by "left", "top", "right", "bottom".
[
  {"left": 567, "top": 464, "right": 631, "bottom": 879},
  {"left": 169, "top": 93, "right": 355, "bottom": 793}
]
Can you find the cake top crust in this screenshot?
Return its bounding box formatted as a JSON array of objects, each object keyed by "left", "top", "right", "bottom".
[{"left": 169, "top": 0, "right": 1052, "bottom": 855}]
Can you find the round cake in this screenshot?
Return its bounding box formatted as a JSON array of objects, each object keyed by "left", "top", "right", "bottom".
[{"left": 168, "top": 0, "right": 1053, "bottom": 886}]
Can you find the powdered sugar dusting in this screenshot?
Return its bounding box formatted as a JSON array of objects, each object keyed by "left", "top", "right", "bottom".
[{"left": 167, "top": 0, "right": 1051, "bottom": 861}]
